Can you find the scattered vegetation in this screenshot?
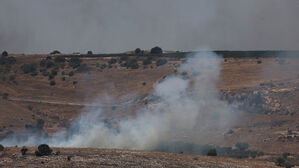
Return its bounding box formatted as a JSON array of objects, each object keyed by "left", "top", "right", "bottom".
[
  {"left": 142, "top": 59, "right": 152, "bottom": 65},
  {"left": 1, "top": 51, "right": 8, "bottom": 57},
  {"left": 50, "top": 50, "right": 61, "bottom": 55},
  {"left": 35, "top": 144, "right": 52, "bottom": 156},
  {"left": 235, "top": 142, "right": 249, "bottom": 151},
  {"left": 54, "top": 56, "right": 66, "bottom": 63},
  {"left": 108, "top": 59, "right": 117, "bottom": 65},
  {"left": 69, "top": 71, "right": 74, "bottom": 76},
  {"left": 156, "top": 59, "right": 167, "bottom": 66},
  {"left": 2, "top": 93, "right": 8, "bottom": 100},
  {"left": 207, "top": 149, "right": 217, "bottom": 156},
  {"left": 135, "top": 48, "right": 141, "bottom": 54},
  {"left": 276, "top": 157, "right": 285, "bottom": 167},
  {"left": 257, "top": 60, "right": 262, "bottom": 64},
  {"left": 50, "top": 81, "right": 56, "bottom": 86},
  {"left": 69, "top": 57, "right": 82, "bottom": 69},
  {"left": 77, "top": 64, "right": 91, "bottom": 73},
  {"left": 127, "top": 59, "right": 139, "bottom": 69},
  {"left": 150, "top": 46, "right": 163, "bottom": 54},
  {"left": 21, "top": 146, "right": 28, "bottom": 155},
  {"left": 0, "top": 144, "right": 4, "bottom": 151},
  {"left": 21, "top": 63, "right": 37, "bottom": 74}
]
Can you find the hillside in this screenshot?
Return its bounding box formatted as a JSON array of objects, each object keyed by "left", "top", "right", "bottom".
[{"left": 0, "top": 51, "right": 298, "bottom": 167}]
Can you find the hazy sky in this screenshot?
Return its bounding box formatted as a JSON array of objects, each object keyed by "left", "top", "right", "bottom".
[{"left": 1, "top": 0, "right": 299, "bottom": 53}]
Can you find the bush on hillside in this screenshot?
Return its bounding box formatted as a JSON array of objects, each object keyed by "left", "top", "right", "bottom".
[
  {"left": 77, "top": 64, "right": 91, "bottom": 73},
  {"left": 49, "top": 81, "right": 56, "bottom": 86},
  {"left": 156, "top": 59, "right": 167, "bottom": 66},
  {"left": 150, "top": 46, "right": 163, "bottom": 54},
  {"left": 108, "top": 59, "right": 117, "bottom": 65},
  {"left": 7, "top": 56, "right": 16, "bottom": 64},
  {"left": 1, "top": 51, "right": 8, "bottom": 57},
  {"left": 2, "top": 93, "right": 8, "bottom": 100},
  {"left": 0, "top": 144, "right": 4, "bottom": 151},
  {"left": 120, "top": 56, "right": 128, "bottom": 61},
  {"left": 207, "top": 149, "right": 217, "bottom": 156},
  {"left": 235, "top": 142, "right": 249, "bottom": 151},
  {"left": 21, "top": 63, "right": 37, "bottom": 74},
  {"left": 69, "top": 57, "right": 82, "bottom": 69},
  {"left": 54, "top": 56, "right": 65, "bottom": 63},
  {"left": 21, "top": 146, "right": 28, "bottom": 155},
  {"left": 127, "top": 59, "right": 139, "bottom": 69},
  {"left": 135, "top": 48, "right": 141, "bottom": 54},
  {"left": 50, "top": 50, "right": 60, "bottom": 55},
  {"left": 68, "top": 71, "right": 74, "bottom": 76},
  {"left": 276, "top": 157, "right": 285, "bottom": 166},
  {"left": 35, "top": 144, "right": 52, "bottom": 156},
  {"left": 143, "top": 59, "right": 152, "bottom": 65}
]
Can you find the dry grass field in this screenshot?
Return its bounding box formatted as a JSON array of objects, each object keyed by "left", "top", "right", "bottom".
[{"left": 0, "top": 52, "right": 298, "bottom": 167}]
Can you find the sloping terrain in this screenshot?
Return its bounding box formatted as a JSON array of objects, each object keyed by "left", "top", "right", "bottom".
[
  {"left": 0, "top": 52, "right": 298, "bottom": 167},
  {"left": 0, "top": 147, "right": 279, "bottom": 168}
]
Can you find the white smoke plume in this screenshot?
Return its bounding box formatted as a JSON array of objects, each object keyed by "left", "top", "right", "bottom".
[{"left": 1, "top": 52, "right": 236, "bottom": 150}]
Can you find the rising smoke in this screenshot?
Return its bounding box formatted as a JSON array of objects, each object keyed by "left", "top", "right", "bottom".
[
  {"left": 0, "top": 52, "right": 237, "bottom": 151},
  {"left": 1, "top": 0, "right": 299, "bottom": 53}
]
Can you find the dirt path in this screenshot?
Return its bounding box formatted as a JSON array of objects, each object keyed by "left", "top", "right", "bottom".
[{"left": 7, "top": 95, "right": 144, "bottom": 107}]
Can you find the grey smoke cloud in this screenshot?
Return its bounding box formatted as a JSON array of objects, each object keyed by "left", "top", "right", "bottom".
[
  {"left": 1, "top": 0, "right": 299, "bottom": 53},
  {"left": 0, "top": 52, "right": 236, "bottom": 150}
]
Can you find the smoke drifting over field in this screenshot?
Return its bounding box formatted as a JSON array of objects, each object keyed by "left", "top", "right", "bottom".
[
  {"left": 1, "top": 0, "right": 299, "bottom": 53},
  {"left": 0, "top": 52, "right": 236, "bottom": 150}
]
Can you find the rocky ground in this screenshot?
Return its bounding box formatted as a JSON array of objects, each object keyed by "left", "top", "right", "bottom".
[{"left": 0, "top": 147, "right": 280, "bottom": 168}]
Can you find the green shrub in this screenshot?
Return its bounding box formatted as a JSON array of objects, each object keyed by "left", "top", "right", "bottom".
[
  {"left": 21, "top": 146, "right": 28, "bottom": 155},
  {"left": 73, "top": 81, "right": 78, "bottom": 85},
  {"left": 282, "top": 152, "right": 290, "bottom": 159},
  {"left": 150, "top": 46, "right": 163, "bottom": 54},
  {"left": 135, "top": 48, "right": 141, "bottom": 54},
  {"left": 9, "top": 75, "right": 15, "bottom": 81},
  {"left": 1, "top": 51, "right": 8, "bottom": 57},
  {"left": 236, "top": 142, "right": 249, "bottom": 151},
  {"left": 50, "top": 50, "right": 60, "bottom": 55},
  {"left": 21, "top": 63, "right": 36, "bottom": 74},
  {"left": 156, "top": 59, "right": 167, "bottom": 66},
  {"left": 69, "top": 57, "right": 82, "bottom": 68},
  {"left": 69, "top": 71, "right": 74, "bottom": 77},
  {"left": 143, "top": 59, "right": 152, "bottom": 65},
  {"left": 77, "top": 64, "right": 91, "bottom": 73},
  {"left": 49, "top": 81, "right": 56, "bottom": 86},
  {"left": 35, "top": 144, "right": 52, "bottom": 156},
  {"left": 207, "top": 149, "right": 217, "bottom": 156},
  {"left": 120, "top": 56, "right": 128, "bottom": 61},
  {"left": 2, "top": 93, "right": 8, "bottom": 100},
  {"left": 127, "top": 59, "right": 139, "bottom": 69},
  {"left": 0, "top": 144, "right": 4, "bottom": 151},
  {"left": 108, "top": 59, "right": 117, "bottom": 65},
  {"left": 48, "top": 74, "right": 55, "bottom": 80},
  {"left": 31, "top": 71, "right": 38, "bottom": 76},
  {"left": 42, "top": 71, "right": 49, "bottom": 77},
  {"left": 54, "top": 56, "right": 65, "bottom": 63},
  {"left": 276, "top": 157, "right": 285, "bottom": 166},
  {"left": 51, "top": 69, "right": 58, "bottom": 76},
  {"left": 7, "top": 56, "right": 16, "bottom": 64}
]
